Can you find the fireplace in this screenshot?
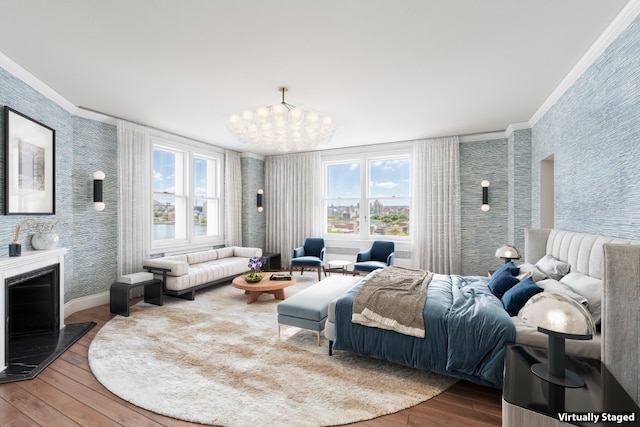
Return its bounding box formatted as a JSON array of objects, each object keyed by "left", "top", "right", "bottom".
[
  {"left": 0, "top": 248, "right": 95, "bottom": 383},
  {"left": 7, "top": 264, "right": 59, "bottom": 339}
]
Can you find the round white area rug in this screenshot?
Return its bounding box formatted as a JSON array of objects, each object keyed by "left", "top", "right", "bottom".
[{"left": 89, "top": 276, "right": 457, "bottom": 427}]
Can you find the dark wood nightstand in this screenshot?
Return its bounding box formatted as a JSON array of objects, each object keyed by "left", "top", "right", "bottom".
[{"left": 502, "top": 344, "right": 639, "bottom": 426}]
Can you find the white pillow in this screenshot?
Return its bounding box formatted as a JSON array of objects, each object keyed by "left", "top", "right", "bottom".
[
  {"left": 536, "top": 279, "right": 587, "bottom": 306},
  {"left": 516, "top": 263, "right": 547, "bottom": 282},
  {"left": 518, "top": 292, "right": 595, "bottom": 336},
  {"left": 535, "top": 254, "right": 570, "bottom": 280},
  {"left": 560, "top": 272, "right": 603, "bottom": 324}
]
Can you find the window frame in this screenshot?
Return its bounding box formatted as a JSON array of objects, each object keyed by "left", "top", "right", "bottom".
[
  {"left": 322, "top": 148, "right": 412, "bottom": 242},
  {"left": 150, "top": 134, "right": 224, "bottom": 251}
]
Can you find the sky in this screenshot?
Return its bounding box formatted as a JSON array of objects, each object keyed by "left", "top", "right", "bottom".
[
  {"left": 153, "top": 149, "right": 210, "bottom": 197},
  {"left": 326, "top": 158, "right": 410, "bottom": 200},
  {"left": 153, "top": 150, "right": 409, "bottom": 201}
]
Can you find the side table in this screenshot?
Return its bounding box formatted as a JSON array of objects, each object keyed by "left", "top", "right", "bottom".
[
  {"left": 502, "top": 344, "right": 639, "bottom": 426},
  {"left": 263, "top": 252, "right": 282, "bottom": 271},
  {"left": 326, "top": 260, "right": 352, "bottom": 275},
  {"left": 110, "top": 279, "right": 164, "bottom": 317}
]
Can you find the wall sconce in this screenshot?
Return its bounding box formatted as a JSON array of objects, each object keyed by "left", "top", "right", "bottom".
[
  {"left": 257, "top": 189, "right": 264, "bottom": 213},
  {"left": 93, "top": 171, "right": 105, "bottom": 211},
  {"left": 481, "top": 180, "right": 490, "bottom": 212}
]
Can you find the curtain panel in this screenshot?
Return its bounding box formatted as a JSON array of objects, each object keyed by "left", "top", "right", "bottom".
[
  {"left": 412, "top": 137, "right": 461, "bottom": 274},
  {"left": 224, "top": 149, "right": 242, "bottom": 247},
  {"left": 265, "top": 152, "right": 322, "bottom": 267},
  {"left": 117, "top": 120, "right": 151, "bottom": 277}
]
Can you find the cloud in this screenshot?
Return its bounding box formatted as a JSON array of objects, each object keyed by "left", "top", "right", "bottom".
[{"left": 375, "top": 181, "right": 399, "bottom": 189}]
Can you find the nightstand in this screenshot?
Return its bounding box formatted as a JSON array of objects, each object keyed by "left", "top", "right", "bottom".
[{"left": 502, "top": 344, "right": 639, "bottom": 426}]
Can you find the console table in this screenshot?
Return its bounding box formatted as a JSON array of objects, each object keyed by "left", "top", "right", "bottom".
[{"left": 503, "top": 344, "right": 639, "bottom": 426}]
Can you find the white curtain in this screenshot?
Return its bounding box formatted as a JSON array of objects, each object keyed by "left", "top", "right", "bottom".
[
  {"left": 117, "top": 120, "right": 151, "bottom": 277},
  {"left": 412, "top": 136, "right": 461, "bottom": 274},
  {"left": 224, "top": 149, "right": 242, "bottom": 247},
  {"left": 265, "top": 152, "right": 322, "bottom": 267}
]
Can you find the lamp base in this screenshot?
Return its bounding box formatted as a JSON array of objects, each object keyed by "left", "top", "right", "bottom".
[{"left": 531, "top": 363, "right": 585, "bottom": 388}]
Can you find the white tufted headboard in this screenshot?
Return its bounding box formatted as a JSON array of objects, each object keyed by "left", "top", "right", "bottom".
[{"left": 524, "top": 228, "right": 640, "bottom": 406}]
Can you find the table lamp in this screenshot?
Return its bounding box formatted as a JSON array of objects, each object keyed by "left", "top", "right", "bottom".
[
  {"left": 528, "top": 293, "right": 595, "bottom": 388},
  {"left": 495, "top": 244, "right": 521, "bottom": 264}
]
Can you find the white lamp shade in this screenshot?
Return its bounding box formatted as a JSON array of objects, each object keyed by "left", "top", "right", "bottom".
[
  {"left": 495, "top": 244, "right": 521, "bottom": 259},
  {"left": 519, "top": 293, "right": 596, "bottom": 336},
  {"left": 93, "top": 171, "right": 105, "bottom": 180}
]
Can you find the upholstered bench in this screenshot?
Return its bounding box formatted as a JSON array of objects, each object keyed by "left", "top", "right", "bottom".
[{"left": 277, "top": 275, "right": 361, "bottom": 345}]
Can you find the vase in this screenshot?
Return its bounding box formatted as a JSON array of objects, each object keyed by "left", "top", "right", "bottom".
[
  {"left": 31, "top": 232, "right": 59, "bottom": 250},
  {"left": 242, "top": 272, "right": 265, "bottom": 283}
]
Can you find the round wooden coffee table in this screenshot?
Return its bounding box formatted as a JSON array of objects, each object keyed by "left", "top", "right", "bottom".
[{"left": 232, "top": 272, "right": 296, "bottom": 304}]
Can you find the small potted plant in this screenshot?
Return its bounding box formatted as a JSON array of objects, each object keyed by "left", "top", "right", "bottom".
[{"left": 242, "top": 256, "right": 267, "bottom": 283}]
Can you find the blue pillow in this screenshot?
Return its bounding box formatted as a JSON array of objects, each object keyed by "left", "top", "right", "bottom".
[
  {"left": 488, "top": 266, "right": 520, "bottom": 299},
  {"left": 495, "top": 260, "right": 520, "bottom": 276},
  {"left": 502, "top": 277, "right": 544, "bottom": 316}
]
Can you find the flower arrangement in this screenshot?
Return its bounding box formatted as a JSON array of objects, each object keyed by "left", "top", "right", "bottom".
[
  {"left": 243, "top": 256, "right": 267, "bottom": 282},
  {"left": 22, "top": 217, "right": 60, "bottom": 234}
]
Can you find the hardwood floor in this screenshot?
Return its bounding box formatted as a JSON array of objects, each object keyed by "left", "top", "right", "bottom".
[{"left": 0, "top": 302, "right": 503, "bottom": 427}]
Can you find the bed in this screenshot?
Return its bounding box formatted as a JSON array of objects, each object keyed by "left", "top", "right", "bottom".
[{"left": 326, "top": 228, "right": 640, "bottom": 391}]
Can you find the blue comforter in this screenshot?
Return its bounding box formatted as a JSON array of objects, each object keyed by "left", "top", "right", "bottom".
[{"left": 332, "top": 271, "right": 516, "bottom": 388}]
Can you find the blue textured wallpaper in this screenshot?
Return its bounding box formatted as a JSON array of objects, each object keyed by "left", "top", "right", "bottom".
[
  {"left": 532, "top": 15, "right": 640, "bottom": 239},
  {"left": 459, "top": 138, "right": 511, "bottom": 275},
  {"left": 241, "top": 155, "right": 266, "bottom": 249},
  {"left": 0, "top": 66, "right": 118, "bottom": 302}
]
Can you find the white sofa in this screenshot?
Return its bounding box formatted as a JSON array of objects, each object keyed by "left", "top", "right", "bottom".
[{"left": 143, "top": 246, "right": 262, "bottom": 300}]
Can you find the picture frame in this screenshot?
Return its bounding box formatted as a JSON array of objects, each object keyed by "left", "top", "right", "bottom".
[{"left": 4, "top": 106, "right": 56, "bottom": 215}]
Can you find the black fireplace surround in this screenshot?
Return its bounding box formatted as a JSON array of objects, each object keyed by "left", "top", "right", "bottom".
[{"left": 1, "top": 263, "right": 94, "bottom": 383}]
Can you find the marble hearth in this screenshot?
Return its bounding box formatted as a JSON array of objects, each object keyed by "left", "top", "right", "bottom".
[{"left": 0, "top": 248, "right": 94, "bottom": 383}]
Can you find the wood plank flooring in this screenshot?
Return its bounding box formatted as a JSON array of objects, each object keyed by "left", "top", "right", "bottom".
[{"left": 0, "top": 301, "right": 502, "bottom": 427}]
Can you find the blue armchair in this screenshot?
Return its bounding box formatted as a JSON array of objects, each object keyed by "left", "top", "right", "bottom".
[
  {"left": 289, "top": 238, "right": 327, "bottom": 281},
  {"left": 353, "top": 240, "right": 395, "bottom": 275}
]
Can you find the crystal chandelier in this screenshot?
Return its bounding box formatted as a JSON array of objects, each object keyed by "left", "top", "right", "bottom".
[{"left": 225, "top": 87, "right": 336, "bottom": 152}]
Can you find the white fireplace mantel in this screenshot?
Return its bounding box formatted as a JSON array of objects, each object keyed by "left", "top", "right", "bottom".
[{"left": 0, "top": 248, "right": 68, "bottom": 372}]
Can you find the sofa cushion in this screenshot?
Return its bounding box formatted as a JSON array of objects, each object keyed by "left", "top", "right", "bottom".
[
  {"left": 214, "top": 247, "right": 235, "bottom": 258},
  {"left": 144, "top": 256, "right": 189, "bottom": 276},
  {"left": 164, "top": 257, "right": 251, "bottom": 291},
  {"left": 233, "top": 246, "right": 263, "bottom": 258},
  {"left": 186, "top": 250, "right": 218, "bottom": 264}
]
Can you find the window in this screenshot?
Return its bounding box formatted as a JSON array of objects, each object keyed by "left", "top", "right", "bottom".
[
  {"left": 368, "top": 158, "right": 410, "bottom": 237},
  {"left": 324, "top": 153, "right": 410, "bottom": 239},
  {"left": 326, "top": 162, "right": 361, "bottom": 235},
  {"left": 152, "top": 138, "right": 222, "bottom": 248}
]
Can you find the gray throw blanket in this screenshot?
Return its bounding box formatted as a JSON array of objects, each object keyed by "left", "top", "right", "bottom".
[{"left": 352, "top": 266, "right": 433, "bottom": 338}]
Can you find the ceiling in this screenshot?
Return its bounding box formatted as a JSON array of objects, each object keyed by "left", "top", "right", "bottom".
[{"left": 0, "top": 0, "right": 632, "bottom": 155}]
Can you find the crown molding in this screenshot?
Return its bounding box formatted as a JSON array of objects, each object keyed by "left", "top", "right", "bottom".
[
  {"left": 0, "top": 51, "right": 116, "bottom": 125},
  {"left": 0, "top": 51, "right": 76, "bottom": 113},
  {"left": 459, "top": 130, "right": 508, "bottom": 143},
  {"left": 240, "top": 152, "right": 265, "bottom": 161},
  {"left": 529, "top": 0, "right": 640, "bottom": 127}
]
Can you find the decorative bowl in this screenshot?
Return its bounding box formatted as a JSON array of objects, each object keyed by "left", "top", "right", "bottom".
[{"left": 242, "top": 272, "right": 265, "bottom": 283}]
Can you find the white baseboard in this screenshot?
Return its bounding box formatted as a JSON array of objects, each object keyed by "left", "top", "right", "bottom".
[{"left": 64, "top": 291, "right": 110, "bottom": 320}]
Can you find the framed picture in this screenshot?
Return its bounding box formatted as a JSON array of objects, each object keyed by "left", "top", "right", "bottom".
[{"left": 4, "top": 106, "right": 56, "bottom": 215}]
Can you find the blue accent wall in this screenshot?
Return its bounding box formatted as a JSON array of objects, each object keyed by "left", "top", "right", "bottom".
[
  {"left": 241, "top": 155, "right": 266, "bottom": 249},
  {"left": 460, "top": 138, "right": 511, "bottom": 275},
  {"left": 532, "top": 14, "right": 640, "bottom": 239},
  {"left": 0, "top": 66, "right": 118, "bottom": 302}
]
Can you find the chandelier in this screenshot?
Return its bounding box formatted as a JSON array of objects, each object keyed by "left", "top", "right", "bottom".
[{"left": 225, "top": 87, "right": 336, "bottom": 152}]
